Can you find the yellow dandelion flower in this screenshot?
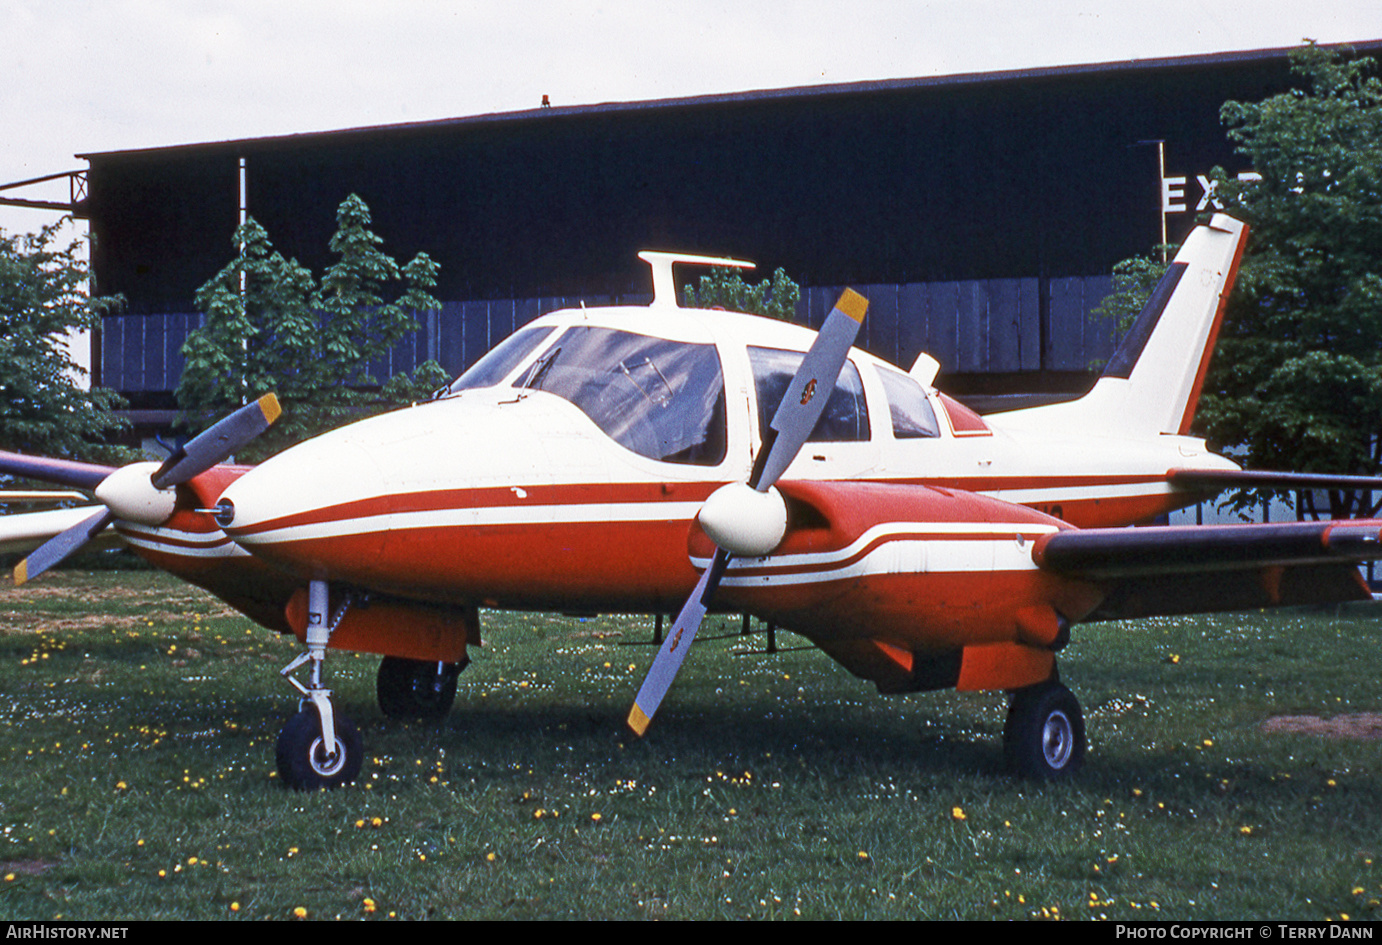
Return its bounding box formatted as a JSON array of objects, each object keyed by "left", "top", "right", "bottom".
[
  {"left": 486, "top": 852, "right": 496, "bottom": 862},
  {"left": 858, "top": 851, "right": 869, "bottom": 860},
  {"left": 230, "top": 902, "right": 239, "bottom": 912},
  {"left": 116, "top": 781, "right": 127, "bottom": 791},
  {"left": 364, "top": 898, "right": 377, "bottom": 914},
  {"left": 293, "top": 906, "right": 307, "bottom": 919},
  {"left": 952, "top": 806, "right": 967, "bottom": 821},
  {"left": 591, "top": 812, "right": 602, "bottom": 822},
  {"left": 1240, "top": 825, "right": 1253, "bottom": 835},
  {"left": 4, "top": 874, "right": 14, "bottom": 882}
]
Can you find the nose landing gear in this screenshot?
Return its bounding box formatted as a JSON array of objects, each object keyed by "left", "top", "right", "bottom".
[{"left": 276, "top": 580, "right": 362, "bottom": 791}]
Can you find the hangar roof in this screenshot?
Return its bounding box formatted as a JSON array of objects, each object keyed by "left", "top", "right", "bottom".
[{"left": 77, "top": 40, "right": 1382, "bottom": 162}]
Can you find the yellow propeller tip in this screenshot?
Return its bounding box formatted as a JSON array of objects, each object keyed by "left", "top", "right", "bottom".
[
  {"left": 626, "top": 704, "right": 652, "bottom": 737},
  {"left": 835, "top": 288, "right": 868, "bottom": 324},
  {"left": 13, "top": 560, "right": 28, "bottom": 586},
  {"left": 257, "top": 393, "right": 282, "bottom": 425}
]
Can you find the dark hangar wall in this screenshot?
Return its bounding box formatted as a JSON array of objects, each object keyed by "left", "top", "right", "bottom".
[{"left": 85, "top": 45, "right": 1335, "bottom": 408}]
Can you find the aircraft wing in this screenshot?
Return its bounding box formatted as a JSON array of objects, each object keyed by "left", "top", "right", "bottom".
[
  {"left": 1032, "top": 520, "right": 1382, "bottom": 620},
  {"left": 0, "top": 506, "right": 122, "bottom": 557}
]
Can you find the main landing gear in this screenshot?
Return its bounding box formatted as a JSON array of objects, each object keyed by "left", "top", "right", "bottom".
[
  {"left": 1003, "top": 678, "right": 1086, "bottom": 780},
  {"left": 377, "top": 656, "right": 466, "bottom": 720},
  {"left": 276, "top": 580, "right": 362, "bottom": 791}
]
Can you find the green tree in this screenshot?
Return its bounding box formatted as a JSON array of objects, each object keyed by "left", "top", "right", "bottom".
[
  {"left": 177, "top": 195, "right": 448, "bottom": 461},
  {"left": 1200, "top": 43, "right": 1382, "bottom": 518},
  {"left": 0, "top": 219, "right": 128, "bottom": 462},
  {"left": 1100, "top": 44, "right": 1382, "bottom": 518},
  {"left": 683, "top": 266, "right": 801, "bottom": 320}
]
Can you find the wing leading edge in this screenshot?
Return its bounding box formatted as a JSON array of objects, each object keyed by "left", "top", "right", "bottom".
[{"left": 1033, "top": 520, "right": 1382, "bottom": 620}]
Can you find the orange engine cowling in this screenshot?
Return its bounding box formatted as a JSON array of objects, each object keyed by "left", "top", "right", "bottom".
[{"left": 690, "top": 480, "right": 1105, "bottom": 694}]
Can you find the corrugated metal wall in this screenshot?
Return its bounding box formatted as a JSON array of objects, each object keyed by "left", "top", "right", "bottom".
[{"left": 98, "top": 274, "right": 1117, "bottom": 392}]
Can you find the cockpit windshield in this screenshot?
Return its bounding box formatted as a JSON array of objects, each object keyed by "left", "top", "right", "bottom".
[
  {"left": 446, "top": 326, "right": 556, "bottom": 394},
  {"left": 515, "top": 326, "right": 727, "bottom": 466}
]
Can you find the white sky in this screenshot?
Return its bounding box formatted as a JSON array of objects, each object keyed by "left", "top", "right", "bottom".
[{"left": 3, "top": 0, "right": 1381, "bottom": 237}]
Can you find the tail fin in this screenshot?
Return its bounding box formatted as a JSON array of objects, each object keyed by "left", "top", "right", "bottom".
[
  {"left": 1095, "top": 214, "right": 1248, "bottom": 435},
  {"left": 994, "top": 214, "right": 1248, "bottom": 437}
]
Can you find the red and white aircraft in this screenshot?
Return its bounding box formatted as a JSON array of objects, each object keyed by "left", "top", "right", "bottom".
[{"left": 5, "top": 213, "right": 1382, "bottom": 789}]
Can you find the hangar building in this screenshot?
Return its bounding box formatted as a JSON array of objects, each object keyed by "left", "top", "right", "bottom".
[{"left": 52, "top": 40, "right": 1382, "bottom": 424}]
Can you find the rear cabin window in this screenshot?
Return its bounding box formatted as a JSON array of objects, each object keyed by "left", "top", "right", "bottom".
[
  {"left": 877, "top": 369, "right": 940, "bottom": 439},
  {"left": 748, "top": 346, "right": 870, "bottom": 442},
  {"left": 514, "top": 326, "right": 727, "bottom": 466}
]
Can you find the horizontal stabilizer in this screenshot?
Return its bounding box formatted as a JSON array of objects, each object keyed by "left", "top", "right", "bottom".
[{"left": 1170, "top": 468, "right": 1382, "bottom": 493}]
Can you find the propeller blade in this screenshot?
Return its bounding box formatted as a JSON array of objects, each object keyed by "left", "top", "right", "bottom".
[
  {"left": 749, "top": 288, "right": 868, "bottom": 491},
  {"left": 152, "top": 394, "right": 282, "bottom": 489},
  {"left": 13, "top": 508, "right": 115, "bottom": 585},
  {"left": 627, "top": 548, "right": 730, "bottom": 735},
  {"left": 7, "top": 395, "right": 282, "bottom": 584},
  {"left": 627, "top": 289, "right": 868, "bottom": 735},
  {"left": 0, "top": 451, "right": 115, "bottom": 491}
]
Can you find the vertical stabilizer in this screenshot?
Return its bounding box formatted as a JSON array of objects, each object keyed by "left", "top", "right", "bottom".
[{"left": 994, "top": 214, "right": 1248, "bottom": 437}]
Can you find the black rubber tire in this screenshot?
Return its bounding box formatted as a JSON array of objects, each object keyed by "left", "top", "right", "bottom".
[
  {"left": 1003, "top": 679, "right": 1086, "bottom": 780},
  {"left": 276, "top": 706, "right": 363, "bottom": 790},
  {"left": 377, "top": 656, "right": 462, "bottom": 720}
]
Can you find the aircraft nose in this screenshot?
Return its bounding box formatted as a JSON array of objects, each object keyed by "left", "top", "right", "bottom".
[{"left": 216, "top": 431, "right": 383, "bottom": 550}]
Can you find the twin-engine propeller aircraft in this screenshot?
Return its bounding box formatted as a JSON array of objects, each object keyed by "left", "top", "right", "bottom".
[{"left": 6, "top": 213, "right": 1382, "bottom": 789}]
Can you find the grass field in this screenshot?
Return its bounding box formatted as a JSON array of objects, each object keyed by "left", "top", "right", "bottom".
[{"left": 1, "top": 569, "right": 1381, "bottom": 921}]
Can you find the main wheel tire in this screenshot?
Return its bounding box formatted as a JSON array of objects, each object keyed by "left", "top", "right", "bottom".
[
  {"left": 276, "top": 707, "right": 363, "bottom": 790},
  {"left": 1003, "top": 679, "right": 1086, "bottom": 780},
  {"left": 377, "top": 656, "right": 462, "bottom": 720}
]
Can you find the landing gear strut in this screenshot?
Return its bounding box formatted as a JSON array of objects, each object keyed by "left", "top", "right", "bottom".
[
  {"left": 377, "top": 656, "right": 466, "bottom": 719},
  {"left": 276, "top": 580, "right": 362, "bottom": 790},
  {"left": 1003, "top": 678, "right": 1086, "bottom": 779}
]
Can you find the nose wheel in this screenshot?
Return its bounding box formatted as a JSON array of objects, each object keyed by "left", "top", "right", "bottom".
[
  {"left": 276, "top": 705, "right": 363, "bottom": 790},
  {"left": 276, "top": 580, "right": 363, "bottom": 790},
  {"left": 1003, "top": 678, "right": 1086, "bottom": 779}
]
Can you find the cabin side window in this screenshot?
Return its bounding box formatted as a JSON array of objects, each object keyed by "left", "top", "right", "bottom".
[
  {"left": 877, "top": 368, "right": 940, "bottom": 439},
  {"left": 514, "top": 326, "right": 728, "bottom": 466},
  {"left": 748, "top": 346, "right": 870, "bottom": 442}
]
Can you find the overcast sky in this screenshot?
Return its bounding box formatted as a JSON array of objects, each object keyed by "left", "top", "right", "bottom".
[{"left": 4, "top": 0, "right": 1382, "bottom": 238}]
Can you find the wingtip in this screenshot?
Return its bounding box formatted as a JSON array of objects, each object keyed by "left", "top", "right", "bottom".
[
  {"left": 835, "top": 288, "right": 868, "bottom": 323},
  {"left": 626, "top": 704, "right": 651, "bottom": 737}
]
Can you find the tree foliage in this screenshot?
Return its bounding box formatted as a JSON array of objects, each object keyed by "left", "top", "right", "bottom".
[
  {"left": 1198, "top": 43, "right": 1382, "bottom": 517},
  {"left": 0, "top": 220, "right": 128, "bottom": 462},
  {"left": 683, "top": 266, "right": 801, "bottom": 321},
  {"left": 1101, "top": 44, "right": 1382, "bottom": 518},
  {"left": 177, "top": 194, "right": 448, "bottom": 462}
]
